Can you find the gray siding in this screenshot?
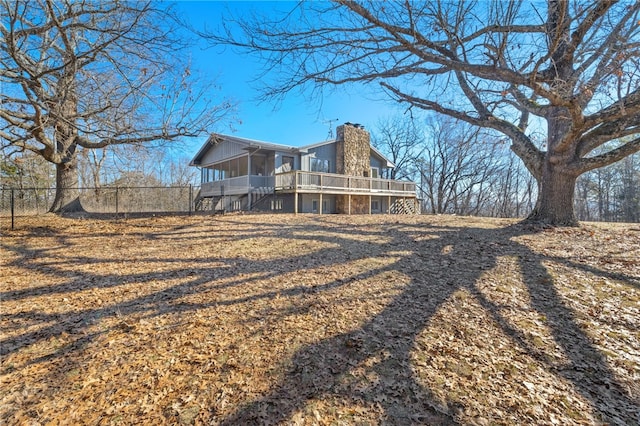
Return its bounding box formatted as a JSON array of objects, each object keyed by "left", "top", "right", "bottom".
[
  {"left": 274, "top": 151, "right": 299, "bottom": 173},
  {"left": 369, "top": 155, "right": 384, "bottom": 170},
  {"left": 300, "top": 194, "right": 336, "bottom": 213},
  {"left": 200, "top": 140, "right": 246, "bottom": 166},
  {"left": 302, "top": 143, "right": 337, "bottom": 173}
]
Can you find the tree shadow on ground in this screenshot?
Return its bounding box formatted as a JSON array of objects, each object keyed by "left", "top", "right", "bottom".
[
  {"left": 1, "top": 216, "right": 637, "bottom": 424},
  {"left": 218, "top": 220, "right": 639, "bottom": 424}
]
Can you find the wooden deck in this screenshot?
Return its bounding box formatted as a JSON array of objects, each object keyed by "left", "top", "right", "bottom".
[
  {"left": 199, "top": 171, "right": 417, "bottom": 198},
  {"left": 274, "top": 171, "right": 416, "bottom": 196}
]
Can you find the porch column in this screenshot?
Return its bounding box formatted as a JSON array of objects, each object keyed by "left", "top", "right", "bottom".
[
  {"left": 319, "top": 175, "right": 323, "bottom": 214},
  {"left": 294, "top": 172, "right": 299, "bottom": 214}
]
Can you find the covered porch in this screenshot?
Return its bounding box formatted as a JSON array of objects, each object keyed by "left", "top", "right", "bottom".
[{"left": 199, "top": 175, "right": 275, "bottom": 197}]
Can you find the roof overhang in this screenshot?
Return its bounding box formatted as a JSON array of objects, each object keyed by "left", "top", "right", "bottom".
[
  {"left": 189, "top": 134, "right": 222, "bottom": 166},
  {"left": 370, "top": 145, "right": 396, "bottom": 168},
  {"left": 190, "top": 133, "right": 299, "bottom": 166}
]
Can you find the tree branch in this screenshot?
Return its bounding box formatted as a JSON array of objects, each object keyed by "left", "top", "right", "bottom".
[
  {"left": 380, "top": 81, "right": 544, "bottom": 178},
  {"left": 575, "top": 136, "right": 640, "bottom": 173}
]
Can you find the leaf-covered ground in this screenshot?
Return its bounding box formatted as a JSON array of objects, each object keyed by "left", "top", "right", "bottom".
[{"left": 1, "top": 213, "right": 639, "bottom": 425}]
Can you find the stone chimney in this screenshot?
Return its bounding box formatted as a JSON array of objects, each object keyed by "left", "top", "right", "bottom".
[
  {"left": 335, "top": 123, "right": 371, "bottom": 214},
  {"left": 335, "top": 123, "right": 370, "bottom": 177}
]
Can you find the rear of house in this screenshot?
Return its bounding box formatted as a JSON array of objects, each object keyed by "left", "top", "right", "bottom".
[{"left": 190, "top": 123, "right": 418, "bottom": 214}]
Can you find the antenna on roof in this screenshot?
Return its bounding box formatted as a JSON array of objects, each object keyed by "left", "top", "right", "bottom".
[{"left": 322, "top": 118, "right": 339, "bottom": 139}]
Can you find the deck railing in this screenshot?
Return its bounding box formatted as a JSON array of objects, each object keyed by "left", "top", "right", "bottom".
[
  {"left": 275, "top": 171, "right": 416, "bottom": 195},
  {"left": 201, "top": 175, "right": 275, "bottom": 196},
  {"left": 200, "top": 171, "right": 416, "bottom": 197}
]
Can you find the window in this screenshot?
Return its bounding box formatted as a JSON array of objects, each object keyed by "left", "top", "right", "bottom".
[
  {"left": 370, "top": 167, "right": 379, "bottom": 178},
  {"left": 252, "top": 155, "right": 266, "bottom": 176},
  {"left": 238, "top": 156, "right": 248, "bottom": 176},
  {"left": 282, "top": 156, "right": 295, "bottom": 172},
  {"left": 312, "top": 199, "right": 329, "bottom": 213},
  {"left": 229, "top": 158, "right": 239, "bottom": 177},
  {"left": 201, "top": 168, "right": 212, "bottom": 183},
  {"left": 371, "top": 200, "right": 380, "bottom": 212},
  {"left": 311, "top": 158, "right": 330, "bottom": 173},
  {"left": 271, "top": 199, "right": 283, "bottom": 210},
  {"left": 219, "top": 161, "right": 230, "bottom": 180}
]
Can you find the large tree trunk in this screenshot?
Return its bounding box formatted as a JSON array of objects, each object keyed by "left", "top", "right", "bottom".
[
  {"left": 49, "top": 159, "right": 83, "bottom": 213},
  {"left": 526, "top": 162, "right": 578, "bottom": 226},
  {"left": 524, "top": 103, "right": 580, "bottom": 226}
]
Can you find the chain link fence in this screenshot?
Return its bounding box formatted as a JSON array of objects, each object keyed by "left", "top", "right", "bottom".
[{"left": 1, "top": 186, "right": 199, "bottom": 218}]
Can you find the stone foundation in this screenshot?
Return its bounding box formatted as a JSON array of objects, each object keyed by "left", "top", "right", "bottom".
[{"left": 336, "top": 194, "right": 369, "bottom": 214}]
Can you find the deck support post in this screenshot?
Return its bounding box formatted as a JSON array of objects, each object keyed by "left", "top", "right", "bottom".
[
  {"left": 388, "top": 195, "right": 391, "bottom": 214},
  {"left": 319, "top": 193, "right": 323, "bottom": 215},
  {"left": 348, "top": 194, "right": 351, "bottom": 215},
  {"left": 369, "top": 194, "right": 372, "bottom": 214},
  {"left": 294, "top": 172, "right": 299, "bottom": 214}
]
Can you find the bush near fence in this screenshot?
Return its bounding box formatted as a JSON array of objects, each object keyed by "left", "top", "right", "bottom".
[{"left": 0, "top": 186, "right": 198, "bottom": 216}]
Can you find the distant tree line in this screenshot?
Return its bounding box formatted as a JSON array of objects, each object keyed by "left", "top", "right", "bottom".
[
  {"left": 373, "top": 115, "right": 639, "bottom": 223},
  {"left": 1, "top": 145, "right": 198, "bottom": 214},
  {"left": 575, "top": 153, "right": 639, "bottom": 223},
  {"left": 1, "top": 145, "right": 197, "bottom": 191}
]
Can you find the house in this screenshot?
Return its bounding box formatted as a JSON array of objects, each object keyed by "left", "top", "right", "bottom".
[{"left": 190, "top": 123, "right": 418, "bottom": 214}]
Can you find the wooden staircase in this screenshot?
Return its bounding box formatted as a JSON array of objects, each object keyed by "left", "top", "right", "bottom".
[
  {"left": 249, "top": 187, "right": 275, "bottom": 211},
  {"left": 194, "top": 190, "right": 226, "bottom": 213}
]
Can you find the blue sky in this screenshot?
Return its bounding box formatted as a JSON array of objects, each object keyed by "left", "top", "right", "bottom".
[{"left": 174, "top": 1, "right": 407, "bottom": 152}]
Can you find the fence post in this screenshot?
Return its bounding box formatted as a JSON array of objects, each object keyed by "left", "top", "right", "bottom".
[
  {"left": 115, "top": 187, "right": 119, "bottom": 216},
  {"left": 189, "top": 185, "right": 193, "bottom": 215},
  {"left": 11, "top": 188, "right": 15, "bottom": 230}
]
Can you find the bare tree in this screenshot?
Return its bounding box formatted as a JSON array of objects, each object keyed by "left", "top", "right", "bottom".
[
  {"left": 211, "top": 0, "right": 640, "bottom": 225},
  {"left": 0, "top": 150, "right": 53, "bottom": 190},
  {"left": 417, "top": 117, "right": 504, "bottom": 215},
  {"left": 619, "top": 155, "right": 640, "bottom": 222},
  {"left": 166, "top": 158, "right": 198, "bottom": 187},
  {"left": 488, "top": 155, "right": 537, "bottom": 218},
  {"left": 372, "top": 115, "right": 424, "bottom": 180},
  {"left": 575, "top": 151, "right": 640, "bottom": 222},
  {"left": 1, "top": 0, "right": 233, "bottom": 212}
]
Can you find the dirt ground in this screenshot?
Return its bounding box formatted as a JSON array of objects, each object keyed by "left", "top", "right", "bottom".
[{"left": 1, "top": 213, "right": 639, "bottom": 425}]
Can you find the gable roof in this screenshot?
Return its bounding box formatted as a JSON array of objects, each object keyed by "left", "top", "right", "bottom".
[
  {"left": 298, "top": 138, "right": 337, "bottom": 151},
  {"left": 190, "top": 133, "right": 299, "bottom": 166},
  {"left": 370, "top": 145, "right": 395, "bottom": 168},
  {"left": 298, "top": 138, "right": 395, "bottom": 168},
  {"left": 190, "top": 132, "right": 397, "bottom": 169}
]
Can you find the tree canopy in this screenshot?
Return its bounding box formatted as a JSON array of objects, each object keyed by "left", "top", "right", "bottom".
[
  {"left": 212, "top": 0, "right": 640, "bottom": 225},
  {"left": 1, "top": 0, "right": 233, "bottom": 212}
]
